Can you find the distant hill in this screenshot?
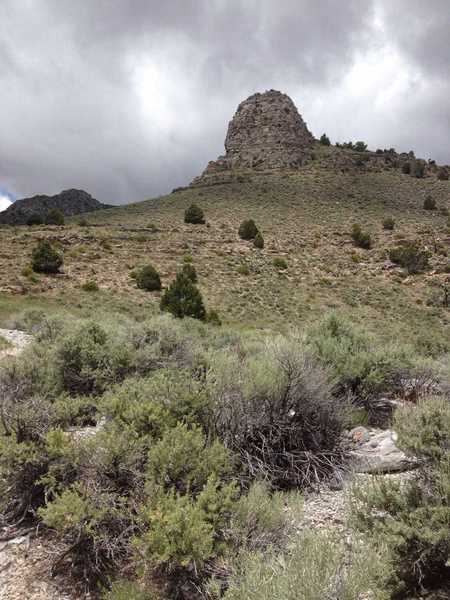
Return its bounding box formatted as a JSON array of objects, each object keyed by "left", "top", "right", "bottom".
[{"left": 0, "top": 189, "right": 110, "bottom": 225}]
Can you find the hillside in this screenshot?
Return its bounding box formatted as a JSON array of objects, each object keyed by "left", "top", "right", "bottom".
[
  {"left": 0, "top": 188, "right": 110, "bottom": 225},
  {"left": 1, "top": 145, "right": 450, "bottom": 351}
]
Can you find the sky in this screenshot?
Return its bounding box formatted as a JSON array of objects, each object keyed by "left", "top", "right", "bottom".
[{"left": 1, "top": 0, "right": 449, "bottom": 206}]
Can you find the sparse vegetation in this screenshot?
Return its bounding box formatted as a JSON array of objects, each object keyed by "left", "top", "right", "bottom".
[
  {"left": 351, "top": 223, "right": 372, "bottom": 249},
  {"left": 437, "top": 167, "right": 449, "bottom": 181},
  {"left": 389, "top": 242, "right": 430, "bottom": 274},
  {"left": 382, "top": 217, "right": 395, "bottom": 230},
  {"left": 273, "top": 257, "right": 287, "bottom": 269},
  {"left": 81, "top": 280, "right": 99, "bottom": 292}
]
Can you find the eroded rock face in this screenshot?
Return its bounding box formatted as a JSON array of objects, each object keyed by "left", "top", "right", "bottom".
[{"left": 192, "top": 90, "right": 314, "bottom": 185}]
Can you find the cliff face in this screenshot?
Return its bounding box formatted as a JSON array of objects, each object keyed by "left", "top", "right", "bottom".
[
  {"left": 0, "top": 189, "right": 110, "bottom": 224},
  {"left": 192, "top": 90, "right": 314, "bottom": 185}
]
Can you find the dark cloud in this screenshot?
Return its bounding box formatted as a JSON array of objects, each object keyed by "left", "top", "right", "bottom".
[{"left": 0, "top": 1, "right": 448, "bottom": 204}]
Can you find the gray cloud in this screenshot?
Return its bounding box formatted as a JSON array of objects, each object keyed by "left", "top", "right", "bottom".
[{"left": 0, "top": 1, "right": 448, "bottom": 204}]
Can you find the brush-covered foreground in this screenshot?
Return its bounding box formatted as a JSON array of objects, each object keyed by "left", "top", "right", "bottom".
[{"left": 1, "top": 309, "right": 450, "bottom": 599}]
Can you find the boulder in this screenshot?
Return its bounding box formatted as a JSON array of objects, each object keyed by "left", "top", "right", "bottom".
[{"left": 347, "top": 427, "right": 418, "bottom": 474}]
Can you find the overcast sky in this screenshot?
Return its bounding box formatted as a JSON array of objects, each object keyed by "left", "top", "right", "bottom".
[{"left": 1, "top": 1, "right": 449, "bottom": 205}]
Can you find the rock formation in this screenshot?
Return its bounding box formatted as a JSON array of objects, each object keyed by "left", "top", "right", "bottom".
[
  {"left": 0, "top": 189, "right": 111, "bottom": 225},
  {"left": 192, "top": 90, "right": 314, "bottom": 185}
]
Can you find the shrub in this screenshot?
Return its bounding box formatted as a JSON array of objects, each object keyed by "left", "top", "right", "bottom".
[
  {"left": 382, "top": 217, "right": 395, "bottom": 230},
  {"left": 213, "top": 340, "right": 345, "bottom": 488},
  {"left": 401, "top": 162, "right": 411, "bottom": 174},
  {"left": 306, "top": 313, "right": 415, "bottom": 405},
  {"left": 78, "top": 217, "right": 89, "bottom": 227},
  {"left": 31, "top": 240, "right": 63, "bottom": 273},
  {"left": 135, "top": 265, "right": 161, "bottom": 291},
  {"left": 437, "top": 167, "right": 449, "bottom": 181},
  {"left": 160, "top": 273, "right": 206, "bottom": 320},
  {"left": 273, "top": 257, "right": 287, "bottom": 270},
  {"left": 56, "top": 322, "right": 132, "bottom": 395},
  {"left": 237, "top": 264, "right": 250, "bottom": 276},
  {"left": 238, "top": 219, "right": 258, "bottom": 240},
  {"left": 180, "top": 262, "right": 197, "bottom": 283},
  {"left": 39, "top": 483, "right": 132, "bottom": 580},
  {"left": 319, "top": 133, "right": 330, "bottom": 146},
  {"left": 222, "top": 531, "right": 391, "bottom": 600},
  {"left": 27, "top": 213, "right": 44, "bottom": 226},
  {"left": 184, "top": 204, "right": 205, "bottom": 224},
  {"left": 45, "top": 208, "right": 65, "bottom": 225},
  {"left": 146, "top": 423, "right": 232, "bottom": 495},
  {"left": 354, "top": 140, "right": 368, "bottom": 152},
  {"left": 229, "top": 481, "right": 302, "bottom": 551},
  {"left": 253, "top": 231, "right": 264, "bottom": 249},
  {"left": 351, "top": 397, "right": 450, "bottom": 595},
  {"left": 351, "top": 224, "right": 372, "bottom": 249},
  {"left": 389, "top": 242, "right": 430, "bottom": 274},
  {"left": 135, "top": 476, "right": 236, "bottom": 572},
  {"left": 423, "top": 195, "right": 437, "bottom": 210},
  {"left": 81, "top": 280, "right": 99, "bottom": 292},
  {"left": 206, "top": 309, "right": 221, "bottom": 326}
]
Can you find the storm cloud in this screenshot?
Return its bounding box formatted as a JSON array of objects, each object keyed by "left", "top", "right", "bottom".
[{"left": 1, "top": 1, "right": 449, "bottom": 204}]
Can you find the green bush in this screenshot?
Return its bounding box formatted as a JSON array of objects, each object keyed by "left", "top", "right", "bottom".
[
  {"left": 354, "top": 140, "right": 368, "bottom": 152},
  {"left": 184, "top": 204, "right": 205, "bottom": 224},
  {"left": 253, "top": 231, "right": 264, "bottom": 249},
  {"left": 101, "top": 580, "right": 157, "bottom": 600},
  {"left": 31, "top": 240, "right": 63, "bottom": 273},
  {"left": 238, "top": 219, "right": 258, "bottom": 240},
  {"left": 319, "top": 133, "right": 330, "bottom": 146},
  {"left": 222, "top": 531, "right": 391, "bottom": 600},
  {"left": 45, "top": 208, "right": 65, "bottom": 225},
  {"left": 273, "top": 257, "right": 287, "bottom": 269},
  {"left": 27, "top": 213, "right": 44, "bottom": 226},
  {"left": 135, "top": 476, "right": 236, "bottom": 572},
  {"left": 230, "top": 481, "right": 302, "bottom": 550},
  {"left": 180, "top": 262, "right": 197, "bottom": 283},
  {"left": 237, "top": 264, "right": 250, "bottom": 276},
  {"left": 382, "top": 217, "right": 395, "bottom": 230},
  {"left": 160, "top": 273, "right": 206, "bottom": 320},
  {"left": 81, "top": 280, "right": 99, "bottom": 292},
  {"left": 56, "top": 322, "right": 132, "bottom": 395},
  {"left": 306, "top": 313, "right": 415, "bottom": 404},
  {"left": 351, "top": 397, "right": 450, "bottom": 595},
  {"left": 423, "top": 195, "right": 437, "bottom": 210},
  {"left": 39, "top": 482, "right": 132, "bottom": 579},
  {"left": 351, "top": 223, "right": 372, "bottom": 249},
  {"left": 135, "top": 265, "right": 162, "bottom": 291},
  {"left": 389, "top": 242, "right": 430, "bottom": 274}
]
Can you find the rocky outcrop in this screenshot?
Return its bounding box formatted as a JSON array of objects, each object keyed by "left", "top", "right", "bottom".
[
  {"left": 192, "top": 90, "right": 314, "bottom": 185},
  {"left": 0, "top": 189, "right": 111, "bottom": 225},
  {"left": 347, "top": 427, "right": 418, "bottom": 474}
]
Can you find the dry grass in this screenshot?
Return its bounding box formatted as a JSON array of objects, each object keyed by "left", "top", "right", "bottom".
[{"left": 1, "top": 159, "right": 450, "bottom": 348}]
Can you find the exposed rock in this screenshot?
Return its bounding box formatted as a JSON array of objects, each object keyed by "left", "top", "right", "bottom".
[
  {"left": 0, "top": 328, "right": 33, "bottom": 359},
  {"left": 0, "top": 189, "right": 111, "bottom": 225},
  {"left": 192, "top": 90, "right": 314, "bottom": 185},
  {"left": 347, "top": 427, "right": 418, "bottom": 474}
]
